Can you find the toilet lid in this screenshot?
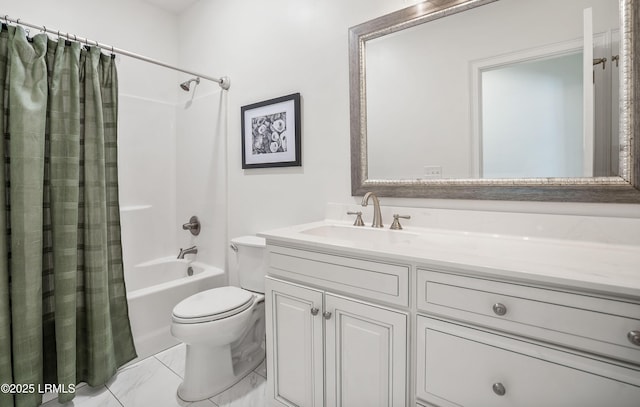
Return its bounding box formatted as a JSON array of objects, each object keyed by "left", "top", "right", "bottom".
[{"left": 173, "top": 286, "right": 254, "bottom": 321}]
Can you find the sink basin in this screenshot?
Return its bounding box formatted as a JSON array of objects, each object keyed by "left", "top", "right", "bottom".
[{"left": 300, "top": 224, "right": 418, "bottom": 244}]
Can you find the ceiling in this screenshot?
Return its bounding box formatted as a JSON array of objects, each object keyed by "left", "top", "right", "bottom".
[{"left": 141, "top": 0, "right": 200, "bottom": 14}]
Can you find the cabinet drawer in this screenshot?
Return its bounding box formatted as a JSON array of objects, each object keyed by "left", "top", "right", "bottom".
[
  {"left": 416, "top": 317, "right": 640, "bottom": 407},
  {"left": 417, "top": 269, "right": 640, "bottom": 364},
  {"left": 268, "top": 245, "right": 409, "bottom": 306}
]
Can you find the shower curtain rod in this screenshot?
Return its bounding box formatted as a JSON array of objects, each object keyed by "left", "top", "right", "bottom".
[{"left": 2, "top": 14, "right": 231, "bottom": 90}]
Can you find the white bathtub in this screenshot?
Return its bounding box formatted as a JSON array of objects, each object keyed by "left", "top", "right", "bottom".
[{"left": 126, "top": 257, "right": 225, "bottom": 361}]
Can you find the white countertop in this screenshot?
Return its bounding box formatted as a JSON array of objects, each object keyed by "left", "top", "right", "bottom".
[{"left": 259, "top": 220, "right": 640, "bottom": 299}]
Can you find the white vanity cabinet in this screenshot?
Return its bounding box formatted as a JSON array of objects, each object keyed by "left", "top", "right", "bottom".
[
  {"left": 264, "top": 245, "right": 409, "bottom": 407},
  {"left": 260, "top": 220, "right": 640, "bottom": 407},
  {"left": 415, "top": 269, "right": 640, "bottom": 406}
]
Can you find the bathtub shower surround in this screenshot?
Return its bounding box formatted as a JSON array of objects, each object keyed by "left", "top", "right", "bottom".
[{"left": 0, "top": 25, "right": 136, "bottom": 407}]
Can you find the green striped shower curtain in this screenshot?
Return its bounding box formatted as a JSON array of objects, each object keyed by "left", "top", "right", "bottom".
[{"left": 0, "top": 25, "right": 136, "bottom": 407}]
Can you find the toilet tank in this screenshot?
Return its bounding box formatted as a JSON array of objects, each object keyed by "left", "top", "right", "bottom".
[{"left": 231, "top": 236, "right": 267, "bottom": 293}]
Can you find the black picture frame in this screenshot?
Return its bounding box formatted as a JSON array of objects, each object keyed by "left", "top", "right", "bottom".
[{"left": 241, "top": 93, "right": 301, "bottom": 169}]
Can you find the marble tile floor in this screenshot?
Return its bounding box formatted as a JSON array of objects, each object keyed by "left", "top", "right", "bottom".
[{"left": 42, "top": 344, "right": 267, "bottom": 407}]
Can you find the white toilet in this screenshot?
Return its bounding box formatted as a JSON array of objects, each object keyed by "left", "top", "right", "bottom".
[{"left": 170, "top": 236, "right": 267, "bottom": 402}]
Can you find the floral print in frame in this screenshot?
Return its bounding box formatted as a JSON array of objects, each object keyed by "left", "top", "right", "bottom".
[{"left": 241, "top": 93, "right": 301, "bottom": 169}]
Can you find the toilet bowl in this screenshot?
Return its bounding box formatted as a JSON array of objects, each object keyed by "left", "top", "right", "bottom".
[{"left": 170, "top": 236, "right": 267, "bottom": 402}]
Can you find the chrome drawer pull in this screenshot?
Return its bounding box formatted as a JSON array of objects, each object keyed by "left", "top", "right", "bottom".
[
  {"left": 323, "top": 311, "right": 332, "bottom": 320},
  {"left": 492, "top": 382, "right": 506, "bottom": 396},
  {"left": 628, "top": 330, "right": 640, "bottom": 346},
  {"left": 492, "top": 303, "right": 508, "bottom": 316},
  {"left": 310, "top": 307, "right": 319, "bottom": 316}
]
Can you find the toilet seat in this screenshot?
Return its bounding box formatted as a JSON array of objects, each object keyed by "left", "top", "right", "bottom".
[{"left": 172, "top": 286, "right": 255, "bottom": 324}]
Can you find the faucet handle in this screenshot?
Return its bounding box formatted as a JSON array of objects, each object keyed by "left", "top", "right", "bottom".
[
  {"left": 390, "top": 214, "right": 411, "bottom": 230},
  {"left": 347, "top": 211, "right": 365, "bottom": 226},
  {"left": 182, "top": 216, "right": 201, "bottom": 236}
]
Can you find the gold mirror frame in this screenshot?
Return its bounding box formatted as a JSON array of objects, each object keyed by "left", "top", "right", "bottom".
[{"left": 349, "top": 0, "right": 640, "bottom": 202}]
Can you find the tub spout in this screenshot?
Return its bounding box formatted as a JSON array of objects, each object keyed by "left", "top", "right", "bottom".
[{"left": 178, "top": 246, "right": 198, "bottom": 259}]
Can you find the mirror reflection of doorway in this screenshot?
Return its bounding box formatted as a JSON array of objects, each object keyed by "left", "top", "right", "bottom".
[
  {"left": 481, "top": 52, "right": 584, "bottom": 178},
  {"left": 478, "top": 31, "right": 618, "bottom": 179}
]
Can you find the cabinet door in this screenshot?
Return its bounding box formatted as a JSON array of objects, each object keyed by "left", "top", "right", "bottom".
[
  {"left": 325, "top": 293, "right": 407, "bottom": 407},
  {"left": 265, "top": 277, "right": 324, "bottom": 407}
]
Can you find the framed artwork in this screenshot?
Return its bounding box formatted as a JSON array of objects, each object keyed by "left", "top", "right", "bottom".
[{"left": 241, "top": 93, "right": 301, "bottom": 169}]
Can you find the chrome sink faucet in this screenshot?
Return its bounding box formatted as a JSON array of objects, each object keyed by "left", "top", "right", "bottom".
[
  {"left": 361, "top": 192, "right": 383, "bottom": 228},
  {"left": 177, "top": 245, "right": 198, "bottom": 259}
]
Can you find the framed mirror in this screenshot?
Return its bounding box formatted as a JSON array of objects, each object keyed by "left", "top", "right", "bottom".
[{"left": 349, "top": 0, "right": 640, "bottom": 202}]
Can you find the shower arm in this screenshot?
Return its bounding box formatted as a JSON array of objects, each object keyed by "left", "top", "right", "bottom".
[{"left": 2, "top": 14, "right": 230, "bottom": 90}]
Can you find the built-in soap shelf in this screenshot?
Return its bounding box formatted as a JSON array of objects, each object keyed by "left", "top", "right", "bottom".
[{"left": 120, "top": 205, "right": 152, "bottom": 213}]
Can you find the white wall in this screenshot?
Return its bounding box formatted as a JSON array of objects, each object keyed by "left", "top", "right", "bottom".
[
  {"left": 178, "top": 0, "right": 413, "bottom": 223},
  {"left": 183, "top": 0, "right": 639, "bottom": 282},
  {"left": 177, "top": 0, "right": 424, "bottom": 283},
  {"left": 176, "top": 0, "right": 639, "bottom": 285},
  {"left": 2, "top": 0, "right": 181, "bottom": 271},
  {"left": 7, "top": 0, "right": 637, "bottom": 289}
]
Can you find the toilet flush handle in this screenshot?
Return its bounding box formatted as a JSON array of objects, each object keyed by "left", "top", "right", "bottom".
[{"left": 230, "top": 243, "right": 238, "bottom": 252}]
